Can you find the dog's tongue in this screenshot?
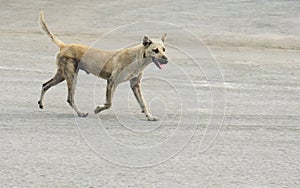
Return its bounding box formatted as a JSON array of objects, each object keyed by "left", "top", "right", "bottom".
[{"left": 159, "top": 62, "right": 165, "bottom": 69}]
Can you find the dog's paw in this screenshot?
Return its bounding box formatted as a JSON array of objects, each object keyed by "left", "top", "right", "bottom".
[
  {"left": 94, "top": 106, "right": 103, "bottom": 114},
  {"left": 38, "top": 101, "right": 44, "bottom": 109},
  {"left": 78, "top": 112, "right": 89, "bottom": 117},
  {"left": 94, "top": 107, "right": 100, "bottom": 114},
  {"left": 147, "top": 116, "right": 159, "bottom": 121}
]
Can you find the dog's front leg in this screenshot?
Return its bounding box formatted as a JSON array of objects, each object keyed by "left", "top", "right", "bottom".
[
  {"left": 94, "top": 79, "right": 116, "bottom": 114},
  {"left": 130, "top": 76, "right": 158, "bottom": 121}
]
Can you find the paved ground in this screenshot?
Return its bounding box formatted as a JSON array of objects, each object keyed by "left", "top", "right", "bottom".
[{"left": 0, "top": 1, "right": 300, "bottom": 187}]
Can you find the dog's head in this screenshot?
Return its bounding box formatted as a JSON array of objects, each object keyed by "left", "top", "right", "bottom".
[{"left": 142, "top": 33, "right": 168, "bottom": 69}]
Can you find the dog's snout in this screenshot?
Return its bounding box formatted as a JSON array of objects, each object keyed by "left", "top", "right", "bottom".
[{"left": 162, "top": 55, "right": 168, "bottom": 61}]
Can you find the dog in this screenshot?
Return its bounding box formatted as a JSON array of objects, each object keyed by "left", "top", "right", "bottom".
[{"left": 37, "top": 11, "right": 168, "bottom": 121}]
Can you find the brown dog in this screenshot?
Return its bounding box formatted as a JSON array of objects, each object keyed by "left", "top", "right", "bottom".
[{"left": 38, "top": 11, "right": 168, "bottom": 121}]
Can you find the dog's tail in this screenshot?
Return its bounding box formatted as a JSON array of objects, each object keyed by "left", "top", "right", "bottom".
[{"left": 39, "top": 10, "right": 65, "bottom": 49}]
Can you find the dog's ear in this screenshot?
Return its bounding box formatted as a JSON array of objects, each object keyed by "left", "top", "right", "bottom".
[
  {"left": 142, "top": 35, "right": 152, "bottom": 47},
  {"left": 161, "top": 33, "right": 167, "bottom": 43}
]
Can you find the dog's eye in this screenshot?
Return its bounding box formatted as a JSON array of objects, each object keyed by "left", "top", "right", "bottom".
[
  {"left": 152, "top": 48, "right": 159, "bottom": 53},
  {"left": 163, "top": 47, "right": 165, "bottom": 52}
]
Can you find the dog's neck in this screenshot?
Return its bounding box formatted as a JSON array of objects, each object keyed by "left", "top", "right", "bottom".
[
  {"left": 114, "top": 45, "right": 152, "bottom": 82},
  {"left": 135, "top": 45, "right": 152, "bottom": 68}
]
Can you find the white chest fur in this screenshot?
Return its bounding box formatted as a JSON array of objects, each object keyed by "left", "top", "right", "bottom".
[{"left": 114, "top": 59, "right": 150, "bottom": 84}]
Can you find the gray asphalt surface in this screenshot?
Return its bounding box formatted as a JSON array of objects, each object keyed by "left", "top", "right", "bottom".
[{"left": 0, "top": 1, "right": 300, "bottom": 187}]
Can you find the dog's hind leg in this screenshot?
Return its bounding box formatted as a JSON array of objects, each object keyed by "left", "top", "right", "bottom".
[
  {"left": 94, "top": 79, "right": 116, "bottom": 114},
  {"left": 38, "top": 70, "right": 65, "bottom": 109},
  {"left": 64, "top": 67, "right": 88, "bottom": 117},
  {"left": 130, "top": 75, "right": 158, "bottom": 121}
]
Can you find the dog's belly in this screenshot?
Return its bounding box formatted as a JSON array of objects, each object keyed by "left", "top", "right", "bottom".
[
  {"left": 79, "top": 49, "right": 116, "bottom": 79},
  {"left": 79, "top": 62, "right": 102, "bottom": 75}
]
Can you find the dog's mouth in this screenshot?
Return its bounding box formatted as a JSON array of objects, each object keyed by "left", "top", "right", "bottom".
[{"left": 152, "top": 57, "right": 168, "bottom": 69}]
